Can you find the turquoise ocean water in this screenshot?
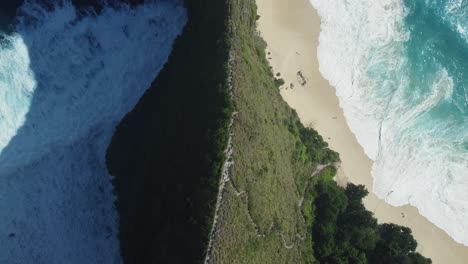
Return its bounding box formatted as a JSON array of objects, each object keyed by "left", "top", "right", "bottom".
[{"left": 311, "top": 0, "right": 468, "bottom": 244}]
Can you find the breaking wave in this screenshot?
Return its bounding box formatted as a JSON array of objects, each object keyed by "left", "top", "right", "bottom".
[
  {"left": 0, "top": 1, "right": 186, "bottom": 263},
  {"left": 311, "top": 0, "right": 468, "bottom": 245}
]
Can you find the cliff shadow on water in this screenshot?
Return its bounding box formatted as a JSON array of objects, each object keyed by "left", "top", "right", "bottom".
[
  {"left": 105, "top": 0, "right": 233, "bottom": 263},
  {"left": 0, "top": 1, "right": 24, "bottom": 34},
  {"left": 0, "top": 1, "right": 185, "bottom": 263}
]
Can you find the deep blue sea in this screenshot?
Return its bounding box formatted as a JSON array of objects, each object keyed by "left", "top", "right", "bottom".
[
  {"left": 1, "top": 0, "right": 467, "bottom": 261},
  {"left": 311, "top": 0, "right": 468, "bottom": 245},
  {"left": 0, "top": 1, "right": 186, "bottom": 262}
]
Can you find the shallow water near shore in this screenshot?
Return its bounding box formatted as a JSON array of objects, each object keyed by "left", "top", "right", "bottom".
[{"left": 311, "top": 0, "right": 468, "bottom": 245}]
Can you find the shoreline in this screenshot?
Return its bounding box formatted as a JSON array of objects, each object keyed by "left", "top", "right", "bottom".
[{"left": 255, "top": 0, "right": 468, "bottom": 263}]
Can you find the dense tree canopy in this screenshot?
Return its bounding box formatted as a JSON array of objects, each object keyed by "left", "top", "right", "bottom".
[{"left": 311, "top": 180, "right": 432, "bottom": 264}]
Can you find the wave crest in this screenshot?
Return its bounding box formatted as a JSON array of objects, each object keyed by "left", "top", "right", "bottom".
[
  {"left": 0, "top": 1, "right": 186, "bottom": 262},
  {"left": 311, "top": 0, "right": 468, "bottom": 246}
]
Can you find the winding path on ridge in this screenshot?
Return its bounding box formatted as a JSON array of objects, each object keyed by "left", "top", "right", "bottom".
[
  {"left": 227, "top": 161, "right": 340, "bottom": 249},
  {"left": 203, "top": 10, "right": 341, "bottom": 262},
  {"left": 204, "top": 106, "right": 341, "bottom": 263}
]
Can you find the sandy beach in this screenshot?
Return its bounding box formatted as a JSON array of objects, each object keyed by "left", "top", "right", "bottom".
[{"left": 255, "top": 0, "right": 468, "bottom": 262}]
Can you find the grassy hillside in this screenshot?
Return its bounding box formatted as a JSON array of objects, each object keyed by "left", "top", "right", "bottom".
[
  {"left": 206, "top": 0, "right": 338, "bottom": 263},
  {"left": 107, "top": 0, "right": 431, "bottom": 263},
  {"left": 106, "top": 0, "right": 232, "bottom": 263},
  {"left": 206, "top": 0, "right": 431, "bottom": 263}
]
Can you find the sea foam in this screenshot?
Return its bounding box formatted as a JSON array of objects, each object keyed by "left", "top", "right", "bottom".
[
  {"left": 0, "top": 1, "right": 186, "bottom": 263},
  {"left": 311, "top": 0, "right": 468, "bottom": 245}
]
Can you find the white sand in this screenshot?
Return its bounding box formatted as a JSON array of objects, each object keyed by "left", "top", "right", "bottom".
[{"left": 256, "top": 0, "right": 468, "bottom": 262}]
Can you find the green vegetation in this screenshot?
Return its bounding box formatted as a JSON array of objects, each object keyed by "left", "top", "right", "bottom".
[
  {"left": 207, "top": 0, "right": 338, "bottom": 262},
  {"left": 206, "top": 0, "right": 431, "bottom": 263},
  {"left": 106, "top": 0, "right": 232, "bottom": 263},
  {"left": 106, "top": 0, "right": 432, "bottom": 263},
  {"left": 309, "top": 176, "right": 432, "bottom": 264},
  {"left": 274, "top": 77, "right": 285, "bottom": 87}
]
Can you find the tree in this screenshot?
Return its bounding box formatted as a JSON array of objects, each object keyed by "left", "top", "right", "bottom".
[
  {"left": 312, "top": 179, "right": 348, "bottom": 260},
  {"left": 345, "top": 184, "right": 368, "bottom": 208},
  {"left": 310, "top": 180, "right": 431, "bottom": 264},
  {"left": 369, "top": 223, "right": 431, "bottom": 264}
]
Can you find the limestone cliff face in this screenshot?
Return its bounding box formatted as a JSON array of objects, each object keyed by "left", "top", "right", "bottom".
[{"left": 106, "top": 0, "right": 232, "bottom": 263}]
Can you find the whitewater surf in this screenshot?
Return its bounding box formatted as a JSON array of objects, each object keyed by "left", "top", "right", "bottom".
[
  {"left": 0, "top": 1, "right": 186, "bottom": 263},
  {"left": 311, "top": 0, "right": 468, "bottom": 246}
]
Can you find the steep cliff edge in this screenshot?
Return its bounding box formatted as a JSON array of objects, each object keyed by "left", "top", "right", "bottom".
[
  {"left": 205, "top": 0, "right": 339, "bottom": 262},
  {"left": 107, "top": 0, "right": 336, "bottom": 262},
  {"left": 106, "top": 0, "right": 431, "bottom": 263},
  {"left": 106, "top": 1, "right": 232, "bottom": 263}
]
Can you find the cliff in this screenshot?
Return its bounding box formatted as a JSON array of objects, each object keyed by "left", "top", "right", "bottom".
[
  {"left": 106, "top": 0, "right": 431, "bottom": 263},
  {"left": 106, "top": 0, "right": 232, "bottom": 263}
]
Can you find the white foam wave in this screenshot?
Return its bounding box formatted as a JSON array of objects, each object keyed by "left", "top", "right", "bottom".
[
  {"left": 374, "top": 69, "right": 468, "bottom": 244},
  {"left": 443, "top": 0, "right": 468, "bottom": 43},
  {"left": 311, "top": 0, "right": 468, "bottom": 246},
  {"left": 310, "top": 0, "right": 408, "bottom": 159},
  {"left": 0, "top": 36, "right": 36, "bottom": 154},
  {"left": 0, "top": 1, "right": 186, "bottom": 263}
]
